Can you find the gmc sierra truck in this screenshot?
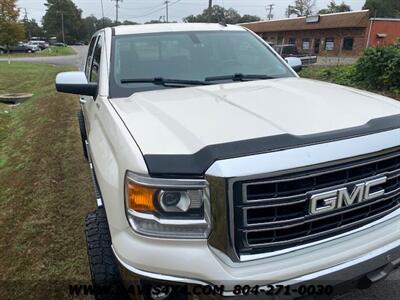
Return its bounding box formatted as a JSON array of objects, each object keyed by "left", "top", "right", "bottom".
[{"left": 55, "top": 24, "right": 400, "bottom": 300}]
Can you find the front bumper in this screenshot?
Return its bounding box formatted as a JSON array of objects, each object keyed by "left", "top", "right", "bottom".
[{"left": 111, "top": 207, "right": 400, "bottom": 295}]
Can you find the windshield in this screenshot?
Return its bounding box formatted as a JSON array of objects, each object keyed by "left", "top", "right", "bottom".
[{"left": 110, "top": 30, "right": 294, "bottom": 97}]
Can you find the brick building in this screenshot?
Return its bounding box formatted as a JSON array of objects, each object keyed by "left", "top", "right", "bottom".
[{"left": 241, "top": 10, "right": 400, "bottom": 57}]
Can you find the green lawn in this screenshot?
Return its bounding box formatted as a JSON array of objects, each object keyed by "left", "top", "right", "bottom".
[
  {"left": 0, "top": 62, "right": 94, "bottom": 299},
  {"left": 0, "top": 46, "right": 76, "bottom": 58}
]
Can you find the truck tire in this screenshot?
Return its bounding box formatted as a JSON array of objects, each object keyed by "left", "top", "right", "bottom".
[
  {"left": 77, "top": 110, "right": 89, "bottom": 161},
  {"left": 85, "top": 207, "right": 127, "bottom": 300}
]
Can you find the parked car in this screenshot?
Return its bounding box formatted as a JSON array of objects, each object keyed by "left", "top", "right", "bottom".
[
  {"left": 273, "top": 44, "right": 317, "bottom": 65},
  {"left": 54, "top": 42, "right": 67, "bottom": 47},
  {"left": 56, "top": 24, "right": 400, "bottom": 300},
  {"left": 0, "top": 42, "right": 39, "bottom": 54},
  {"left": 20, "top": 42, "right": 40, "bottom": 52},
  {"left": 28, "top": 40, "right": 49, "bottom": 50}
]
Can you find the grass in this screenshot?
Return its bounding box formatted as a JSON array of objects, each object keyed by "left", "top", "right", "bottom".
[
  {"left": 0, "top": 46, "right": 76, "bottom": 58},
  {"left": 0, "top": 62, "right": 95, "bottom": 299},
  {"left": 299, "top": 65, "right": 400, "bottom": 101}
]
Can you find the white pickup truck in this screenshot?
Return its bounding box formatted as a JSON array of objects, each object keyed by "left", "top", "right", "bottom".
[{"left": 56, "top": 23, "right": 400, "bottom": 300}]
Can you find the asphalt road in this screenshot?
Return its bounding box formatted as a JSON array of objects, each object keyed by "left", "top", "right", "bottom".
[
  {"left": 0, "top": 45, "right": 88, "bottom": 68},
  {"left": 2, "top": 44, "right": 399, "bottom": 300}
]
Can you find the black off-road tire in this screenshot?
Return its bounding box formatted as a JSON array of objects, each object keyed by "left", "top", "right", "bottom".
[
  {"left": 85, "top": 207, "right": 127, "bottom": 300},
  {"left": 77, "top": 110, "right": 89, "bottom": 160}
]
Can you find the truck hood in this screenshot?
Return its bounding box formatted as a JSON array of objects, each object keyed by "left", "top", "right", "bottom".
[{"left": 110, "top": 78, "right": 400, "bottom": 155}]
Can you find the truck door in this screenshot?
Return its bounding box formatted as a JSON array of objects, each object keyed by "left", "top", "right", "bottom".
[{"left": 81, "top": 34, "right": 100, "bottom": 134}]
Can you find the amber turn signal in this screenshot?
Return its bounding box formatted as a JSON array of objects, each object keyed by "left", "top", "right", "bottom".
[{"left": 126, "top": 182, "right": 157, "bottom": 213}]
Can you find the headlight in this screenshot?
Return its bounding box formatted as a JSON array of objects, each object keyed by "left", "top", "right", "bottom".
[{"left": 124, "top": 171, "right": 211, "bottom": 239}]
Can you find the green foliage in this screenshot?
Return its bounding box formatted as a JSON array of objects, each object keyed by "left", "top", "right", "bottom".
[
  {"left": 319, "top": 1, "right": 351, "bottom": 14},
  {"left": 0, "top": 0, "right": 25, "bottom": 46},
  {"left": 300, "top": 42, "right": 400, "bottom": 96},
  {"left": 363, "top": 0, "right": 400, "bottom": 18},
  {"left": 42, "top": 0, "right": 86, "bottom": 43},
  {"left": 300, "top": 65, "right": 356, "bottom": 86},
  {"left": 184, "top": 5, "right": 260, "bottom": 24},
  {"left": 287, "top": 0, "right": 315, "bottom": 17},
  {"left": 43, "top": 0, "right": 139, "bottom": 42},
  {"left": 354, "top": 43, "right": 400, "bottom": 90},
  {"left": 22, "top": 19, "right": 44, "bottom": 39}
]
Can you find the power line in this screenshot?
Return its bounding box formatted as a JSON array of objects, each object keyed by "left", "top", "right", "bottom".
[{"left": 124, "top": 0, "right": 181, "bottom": 20}]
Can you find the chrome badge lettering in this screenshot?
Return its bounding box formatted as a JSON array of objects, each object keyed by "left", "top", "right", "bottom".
[{"left": 310, "top": 177, "right": 387, "bottom": 215}]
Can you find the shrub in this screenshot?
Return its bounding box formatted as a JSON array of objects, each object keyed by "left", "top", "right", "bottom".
[
  {"left": 354, "top": 43, "right": 400, "bottom": 91},
  {"left": 300, "top": 65, "right": 356, "bottom": 86}
]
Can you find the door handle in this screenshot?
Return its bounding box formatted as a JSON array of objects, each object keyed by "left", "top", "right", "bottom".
[{"left": 80, "top": 97, "right": 87, "bottom": 104}]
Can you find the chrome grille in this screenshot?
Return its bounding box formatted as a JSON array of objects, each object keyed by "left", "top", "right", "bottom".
[{"left": 233, "top": 148, "right": 400, "bottom": 255}]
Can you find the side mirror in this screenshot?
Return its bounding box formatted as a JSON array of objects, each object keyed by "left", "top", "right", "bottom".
[
  {"left": 285, "top": 57, "right": 302, "bottom": 72},
  {"left": 55, "top": 71, "right": 98, "bottom": 97}
]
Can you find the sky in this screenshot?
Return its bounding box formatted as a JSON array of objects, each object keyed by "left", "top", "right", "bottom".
[{"left": 17, "top": 0, "right": 367, "bottom": 24}]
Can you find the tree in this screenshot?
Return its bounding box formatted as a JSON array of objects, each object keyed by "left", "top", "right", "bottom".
[
  {"left": 121, "top": 20, "right": 139, "bottom": 25},
  {"left": 0, "top": 0, "right": 25, "bottom": 47},
  {"left": 240, "top": 14, "right": 261, "bottom": 23},
  {"left": 184, "top": 5, "right": 260, "bottom": 24},
  {"left": 42, "top": 0, "right": 86, "bottom": 43},
  {"left": 287, "top": 0, "right": 316, "bottom": 17},
  {"left": 319, "top": 1, "right": 351, "bottom": 14},
  {"left": 23, "top": 19, "right": 44, "bottom": 39},
  {"left": 363, "top": 0, "right": 400, "bottom": 18},
  {"left": 82, "top": 16, "right": 139, "bottom": 41}
]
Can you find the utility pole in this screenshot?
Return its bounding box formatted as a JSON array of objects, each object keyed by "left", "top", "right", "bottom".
[
  {"left": 208, "top": 0, "right": 213, "bottom": 22},
  {"left": 111, "top": 0, "right": 122, "bottom": 23},
  {"left": 164, "top": 1, "right": 170, "bottom": 23},
  {"left": 57, "top": 10, "right": 65, "bottom": 43},
  {"left": 60, "top": 11, "right": 65, "bottom": 44},
  {"left": 266, "top": 4, "right": 275, "bottom": 20},
  {"left": 23, "top": 8, "right": 31, "bottom": 39}
]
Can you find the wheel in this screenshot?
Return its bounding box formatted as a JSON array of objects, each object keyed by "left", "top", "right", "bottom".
[
  {"left": 77, "top": 110, "right": 89, "bottom": 160},
  {"left": 27, "top": 49, "right": 32, "bottom": 53},
  {"left": 0, "top": 49, "right": 5, "bottom": 54},
  {"left": 85, "top": 207, "right": 127, "bottom": 300}
]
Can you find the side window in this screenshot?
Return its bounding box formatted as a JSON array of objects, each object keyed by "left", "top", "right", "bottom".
[
  {"left": 343, "top": 37, "right": 354, "bottom": 50},
  {"left": 325, "top": 37, "right": 335, "bottom": 51},
  {"left": 90, "top": 36, "right": 103, "bottom": 83},
  {"left": 85, "top": 36, "right": 98, "bottom": 79}
]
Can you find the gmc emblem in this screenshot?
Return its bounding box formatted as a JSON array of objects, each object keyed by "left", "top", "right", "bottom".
[{"left": 309, "top": 177, "right": 387, "bottom": 215}]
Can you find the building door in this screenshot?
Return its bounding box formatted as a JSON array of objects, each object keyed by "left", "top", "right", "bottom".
[{"left": 314, "top": 38, "right": 321, "bottom": 54}]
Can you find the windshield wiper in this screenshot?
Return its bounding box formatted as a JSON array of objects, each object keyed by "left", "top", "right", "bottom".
[
  {"left": 205, "top": 73, "right": 276, "bottom": 82},
  {"left": 121, "top": 77, "right": 209, "bottom": 87}
]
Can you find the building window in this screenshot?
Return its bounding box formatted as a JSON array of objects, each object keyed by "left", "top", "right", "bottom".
[
  {"left": 325, "top": 37, "right": 334, "bottom": 51},
  {"left": 302, "top": 38, "right": 311, "bottom": 50},
  {"left": 342, "top": 37, "right": 354, "bottom": 50},
  {"left": 288, "top": 37, "right": 296, "bottom": 45}
]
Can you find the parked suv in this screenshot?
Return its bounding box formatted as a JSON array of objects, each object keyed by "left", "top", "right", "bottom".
[
  {"left": 0, "top": 42, "right": 40, "bottom": 54},
  {"left": 56, "top": 24, "right": 400, "bottom": 299}
]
